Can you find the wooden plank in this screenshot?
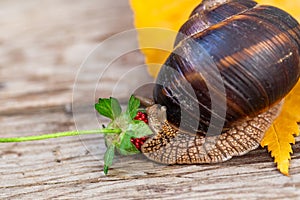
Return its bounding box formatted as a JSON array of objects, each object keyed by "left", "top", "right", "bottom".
[{"left": 0, "top": 0, "right": 300, "bottom": 199}]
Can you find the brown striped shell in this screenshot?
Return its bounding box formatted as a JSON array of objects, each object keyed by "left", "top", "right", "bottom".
[
  {"left": 141, "top": 0, "right": 300, "bottom": 164},
  {"left": 154, "top": 0, "right": 300, "bottom": 134}
]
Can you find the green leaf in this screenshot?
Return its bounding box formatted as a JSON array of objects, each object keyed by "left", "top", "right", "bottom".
[
  {"left": 117, "top": 131, "right": 140, "bottom": 155},
  {"left": 126, "top": 95, "right": 140, "bottom": 119},
  {"left": 103, "top": 165, "right": 109, "bottom": 175},
  {"left": 95, "top": 97, "right": 122, "bottom": 120},
  {"left": 104, "top": 144, "right": 115, "bottom": 175},
  {"left": 128, "top": 120, "right": 153, "bottom": 138}
]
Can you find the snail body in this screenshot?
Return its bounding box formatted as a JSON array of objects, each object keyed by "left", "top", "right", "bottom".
[{"left": 140, "top": 0, "right": 300, "bottom": 164}]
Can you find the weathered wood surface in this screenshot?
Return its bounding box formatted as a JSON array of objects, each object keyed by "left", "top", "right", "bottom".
[{"left": 0, "top": 0, "right": 300, "bottom": 199}]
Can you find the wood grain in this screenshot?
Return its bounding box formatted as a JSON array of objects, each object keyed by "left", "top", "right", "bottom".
[{"left": 0, "top": 1, "right": 300, "bottom": 199}]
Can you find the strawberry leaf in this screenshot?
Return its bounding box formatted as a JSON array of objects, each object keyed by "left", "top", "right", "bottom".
[
  {"left": 117, "top": 131, "right": 140, "bottom": 155},
  {"left": 126, "top": 95, "right": 140, "bottom": 119},
  {"left": 129, "top": 120, "right": 153, "bottom": 138},
  {"left": 95, "top": 97, "right": 122, "bottom": 120},
  {"left": 104, "top": 144, "right": 115, "bottom": 175}
]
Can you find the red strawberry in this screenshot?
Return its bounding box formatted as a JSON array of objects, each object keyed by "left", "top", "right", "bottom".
[
  {"left": 130, "top": 136, "right": 148, "bottom": 151},
  {"left": 131, "top": 111, "right": 149, "bottom": 150},
  {"left": 134, "top": 111, "right": 148, "bottom": 124}
]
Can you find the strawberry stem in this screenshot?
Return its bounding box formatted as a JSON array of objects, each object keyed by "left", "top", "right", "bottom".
[{"left": 0, "top": 128, "right": 122, "bottom": 143}]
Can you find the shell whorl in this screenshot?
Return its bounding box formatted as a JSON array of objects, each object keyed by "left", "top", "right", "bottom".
[{"left": 154, "top": 0, "right": 300, "bottom": 134}]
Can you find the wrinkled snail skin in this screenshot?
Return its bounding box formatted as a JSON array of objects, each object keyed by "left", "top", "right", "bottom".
[
  {"left": 143, "top": 102, "right": 282, "bottom": 164},
  {"left": 140, "top": 0, "right": 300, "bottom": 164}
]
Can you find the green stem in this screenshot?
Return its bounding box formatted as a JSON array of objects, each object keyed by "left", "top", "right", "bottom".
[{"left": 0, "top": 128, "right": 122, "bottom": 143}]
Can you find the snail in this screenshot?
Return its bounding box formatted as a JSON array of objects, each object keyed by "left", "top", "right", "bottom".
[{"left": 135, "top": 0, "right": 300, "bottom": 164}]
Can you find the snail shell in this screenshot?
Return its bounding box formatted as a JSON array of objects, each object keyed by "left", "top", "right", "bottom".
[{"left": 140, "top": 0, "right": 300, "bottom": 164}]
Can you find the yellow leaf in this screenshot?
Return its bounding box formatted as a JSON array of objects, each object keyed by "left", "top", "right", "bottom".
[
  {"left": 130, "top": 0, "right": 300, "bottom": 78},
  {"left": 279, "top": 81, "right": 300, "bottom": 124},
  {"left": 261, "top": 80, "right": 300, "bottom": 175},
  {"left": 129, "top": 0, "right": 199, "bottom": 77}
]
